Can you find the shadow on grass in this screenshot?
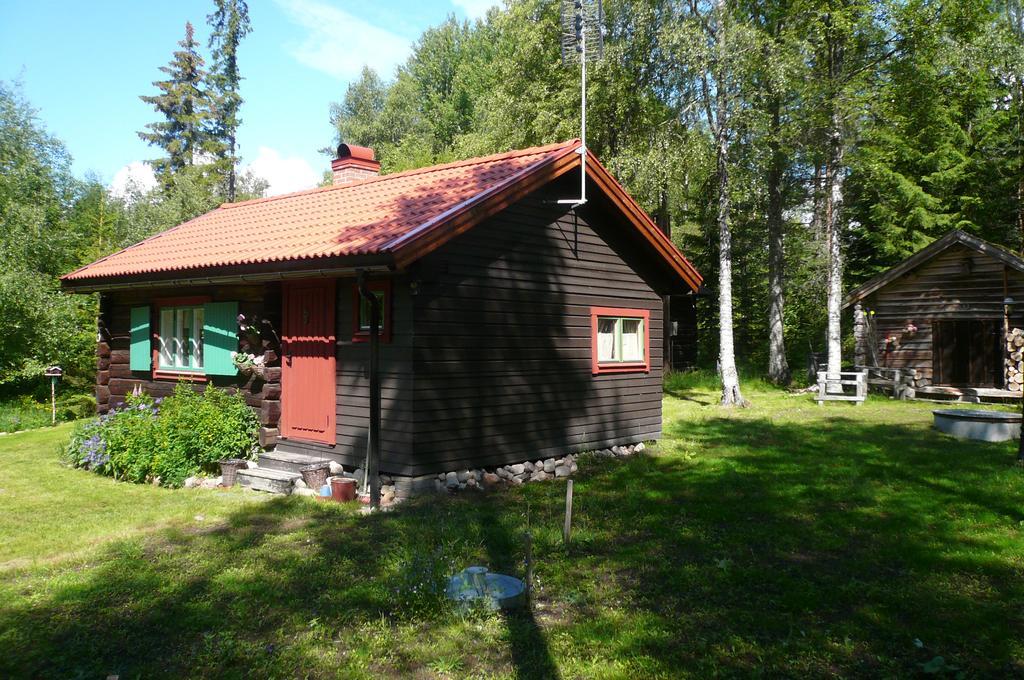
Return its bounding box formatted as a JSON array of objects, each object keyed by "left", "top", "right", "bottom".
[{"left": 2, "top": 411, "right": 1023, "bottom": 678}]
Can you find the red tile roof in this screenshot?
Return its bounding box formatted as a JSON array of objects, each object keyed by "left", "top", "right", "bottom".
[{"left": 62, "top": 139, "right": 701, "bottom": 291}]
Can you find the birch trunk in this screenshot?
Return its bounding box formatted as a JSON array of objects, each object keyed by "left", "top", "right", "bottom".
[
  {"left": 824, "top": 90, "right": 845, "bottom": 385},
  {"left": 713, "top": 0, "right": 745, "bottom": 406},
  {"left": 766, "top": 97, "right": 790, "bottom": 385}
]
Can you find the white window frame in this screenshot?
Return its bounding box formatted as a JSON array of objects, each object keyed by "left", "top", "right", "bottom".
[
  {"left": 158, "top": 306, "right": 205, "bottom": 372},
  {"left": 597, "top": 315, "right": 646, "bottom": 365}
]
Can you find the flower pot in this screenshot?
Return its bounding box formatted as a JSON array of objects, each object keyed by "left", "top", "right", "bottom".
[
  {"left": 220, "top": 459, "right": 248, "bottom": 487},
  {"left": 331, "top": 476, "right": 357, "bottom": 502},
  {"left": 300, "top": 462, "right": 330, "bottom": 490}
]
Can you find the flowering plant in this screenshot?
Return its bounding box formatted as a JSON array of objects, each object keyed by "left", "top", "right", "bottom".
[
  {"left": 231, "top": 350, "right": 267, "bottom": 378},
  {"left": 63, "top": 384, "right": 258, "bottom": 487}
]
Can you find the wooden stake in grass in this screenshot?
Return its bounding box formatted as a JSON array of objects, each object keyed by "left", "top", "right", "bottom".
[
  {"left": 524, "top": 530, "right": 533, "bottom": 601},
  {"left": 563, "top": 479, "right": 574, "bottom": 546}
]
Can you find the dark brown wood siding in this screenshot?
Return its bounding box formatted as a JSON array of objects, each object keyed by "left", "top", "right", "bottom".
[
  {"left": 98, "top": 284, "right": 282, "bottom": 441},
  {"left": 865, "top": 244, "right": 1024, "bottom": 386},
  {"left": 406, "top": 186, "right": 665, "bottom": 475}
]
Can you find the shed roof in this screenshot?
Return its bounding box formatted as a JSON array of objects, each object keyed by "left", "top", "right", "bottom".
[
  {"left": 62, "top": 140, "right": 701, "bottom": 292},
  {"left": 844, "top": 229, "right": 1024, "bottom": 308}
]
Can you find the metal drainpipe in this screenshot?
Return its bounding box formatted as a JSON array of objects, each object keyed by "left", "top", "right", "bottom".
[{"left": 357, "top": 271, "right": 382, "bottom": 508}]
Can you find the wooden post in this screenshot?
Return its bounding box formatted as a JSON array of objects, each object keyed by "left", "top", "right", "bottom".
[
  {"left": 563, "top": 479, "right": 574, "bottom": 545},
  {"left": 50, "top": 377, "right": 56, "bottom": 426},
  {"left": 524, "top": 531, "right": 533, "bottom": 600}
]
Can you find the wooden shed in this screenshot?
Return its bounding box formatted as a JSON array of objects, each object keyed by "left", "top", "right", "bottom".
[
  {"left": 62, "top": 141, "right": 701, "bottom": 494},
  {"left": 844, "top": 229, "right": 1024, "bottom": 399}
]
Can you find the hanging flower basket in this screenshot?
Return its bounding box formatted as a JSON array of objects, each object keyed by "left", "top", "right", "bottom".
[
  {"left": 220, "top": 458, "right": 248, "bottom": 486},
  {"left": 300, "top": 462, "right": 331, "bottom": 491},
  {"left": 231, "top": 351, "right": 267, "bottom": 379}
]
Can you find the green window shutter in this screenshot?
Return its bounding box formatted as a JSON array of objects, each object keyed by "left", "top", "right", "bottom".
[
  {"left": 203, "top": 301, "right": 239, "bottom": 376},
  {"left": 129, "top": 306, "right": 151, "bottom": 372}
]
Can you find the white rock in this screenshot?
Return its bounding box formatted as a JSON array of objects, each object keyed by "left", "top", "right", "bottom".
[
  {"left": 184, "top": 476, "right": 199, "bottom": 489},
  {"left": 246, "top": 460, "right": 259, "bottom": 469},
  {"left": 554, "top": 466, "right": 571, "bottom": 478},
  {"left": 457, "top": 469, "right": 470, "bottom": 482},
  {"left": 569, "top": 461, "right": 578, "bottom": 473},
  {"left": 445, "top": 471, "right": 460, "bottom": 488},
  {"left": 635, "top": 442, "right": 645, "bottom": 452},
  {"left": 293, "top": 487, "right": 316, "bottom": 497},
  {"left": 293, "top": 478, "right": 308, "bottom": 489},
  {"left": 329, "top": 461, "right": 344, "bottom": 475},
  {"left": 509, "top": 463, "right": 526, "bottom": 475},
  {"left": 543, "top": 459, "right": 556, "bottom": 473}
]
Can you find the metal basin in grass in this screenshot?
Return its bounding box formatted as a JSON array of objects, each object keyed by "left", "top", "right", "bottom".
[{"left": 933, "top": 409, "right": 1021, "bottom": 442}]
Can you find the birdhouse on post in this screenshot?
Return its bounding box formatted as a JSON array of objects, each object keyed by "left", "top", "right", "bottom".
[{"left": 44, "top": 366, "right": 62, "bottom": 425}]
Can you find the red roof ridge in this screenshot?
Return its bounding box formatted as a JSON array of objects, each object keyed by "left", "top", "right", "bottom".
[{"left": 219, "top": 139, "right": 581, "bottom": 211}]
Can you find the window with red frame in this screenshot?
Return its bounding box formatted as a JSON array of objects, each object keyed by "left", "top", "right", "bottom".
[
  {"left": 352, "top": 281, "right": 392, "bottom": 343},
  {"left": 590, "top": 306, "right": 650, "bottom": 374}
]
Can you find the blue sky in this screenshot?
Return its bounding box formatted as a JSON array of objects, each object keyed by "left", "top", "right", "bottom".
[{"left": 1, "top": 0, "right": 497, "bottom": 195}]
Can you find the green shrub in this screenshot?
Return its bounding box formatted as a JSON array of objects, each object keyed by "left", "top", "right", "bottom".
[
  {"left": 64, "top": 384, "right": 260, "bottom": 487},
  {"left": 0, "top": 396, "right": 52, "bottom": 432},
  {"left": 57, "top": 393, "right": 97, "bottom": 420}
]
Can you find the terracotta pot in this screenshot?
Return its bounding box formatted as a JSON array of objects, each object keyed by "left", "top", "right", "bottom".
[
  {"left": 331, "top": 476, "right": 357, "bottom": 502},
  {"left": 220, "top": 459, "right": 247, "bottom": 487}
]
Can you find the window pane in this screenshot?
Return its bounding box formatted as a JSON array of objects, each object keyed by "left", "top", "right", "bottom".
[
  {"left": 359, "top": 290, "right": 386, "bottom": 332},
  {"left": 193, "top": 308, "right": 204, "bottom": 369},
  {"left": 621, "top": 318, "right": 643, "bottom": 362},
  {"left": 159, "top": 309, "right": 173, "bottom": 367},
  {"left": 180, "top": 309, "right": 193, "bottom": 368},
  {"left": 597, "top": 317, "right": 617, "bottom": 362}
]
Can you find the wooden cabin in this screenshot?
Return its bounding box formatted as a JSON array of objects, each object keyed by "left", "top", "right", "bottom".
[
  {"left": 62, "top": 141, "right": 701, "bottom": 492},
  {"left": 844, "top": 230, "right": 1024, "bottom": 399}
]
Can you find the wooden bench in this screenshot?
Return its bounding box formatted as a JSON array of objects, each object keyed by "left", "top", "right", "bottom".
[
  {"left": 854, "top": 365, "right": 917, "bottom": 400},
  {"left": 816, "top": 370, "right": 867, "bottom": 406}
]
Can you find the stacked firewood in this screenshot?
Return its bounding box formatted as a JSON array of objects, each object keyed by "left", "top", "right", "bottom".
[{"left": 1006, "top": 328, "right": 1024, "bottom": 392}]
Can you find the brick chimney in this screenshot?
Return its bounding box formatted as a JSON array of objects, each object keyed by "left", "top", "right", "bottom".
[{"left": 331, "top": 144, "right": 380, "bottom": 185}]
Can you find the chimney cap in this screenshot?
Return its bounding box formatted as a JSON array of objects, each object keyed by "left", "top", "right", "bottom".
[{"left": 335, "top": 143, "right": 376, "bottom": 163}]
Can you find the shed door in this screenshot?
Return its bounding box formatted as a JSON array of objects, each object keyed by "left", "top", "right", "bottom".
[
  {"left": 932, "top": 320, "right": 1001, "bottom": 387},
  {"left": 281, "top": 280, "right": 336, "bottom": 445}
]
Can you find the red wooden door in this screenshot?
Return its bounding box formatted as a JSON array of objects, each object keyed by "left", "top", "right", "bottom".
[{"left": 281, "top": 280, "right": 336, "bottom": 445}]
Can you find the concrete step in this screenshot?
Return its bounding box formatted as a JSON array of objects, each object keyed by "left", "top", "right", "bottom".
[
  {"left": 259, "top": 450, "right": 331, "bottom": 474},
  {"left": 237, "top": 467, "right": 300, "bottom": 494}
]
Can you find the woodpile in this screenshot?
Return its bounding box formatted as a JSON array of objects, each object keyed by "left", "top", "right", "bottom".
[{"left": 1006, "top": 328, "right": 1024, "bottom": 392}]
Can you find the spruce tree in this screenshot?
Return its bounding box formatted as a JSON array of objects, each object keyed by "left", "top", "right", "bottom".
[
  {"left": 138, "top": 22, "right": 220, "bottom": 192},
  {"left": 207, "top": 0, "right": 251, "bottom": 202}
]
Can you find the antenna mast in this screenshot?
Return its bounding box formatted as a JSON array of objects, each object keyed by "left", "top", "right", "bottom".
[{"left": 559, "top": 0, "right": 603, "bottom": 207}]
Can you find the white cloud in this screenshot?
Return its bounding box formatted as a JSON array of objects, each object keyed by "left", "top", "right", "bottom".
[
  {"left": 109, "top": 161, "right": 157, "bottom": 199},
  {"left": 241, "top": 146, "right": 321, "bottom": 197},
  {"left": 451, "top": 0, "right": 500, "bottom": 19},
  {"left": 275, "top": 0, "right": 411, "bottom": 80}
]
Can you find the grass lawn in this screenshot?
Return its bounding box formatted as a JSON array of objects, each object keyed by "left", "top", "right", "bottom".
[{"left": 1, "top": 379, "right": 1022, "bottom": 678}]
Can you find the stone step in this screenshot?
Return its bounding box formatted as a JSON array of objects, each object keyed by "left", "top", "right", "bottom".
[
  {"left": 259, "top": 449, "right": 331, "bottom": 473},
  {"left": 237, "top": 467, "right": 300, "bottom": 494}
]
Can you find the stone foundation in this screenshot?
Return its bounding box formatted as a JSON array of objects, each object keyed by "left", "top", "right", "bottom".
[{"left": 306, "top": 442, "right": 649, "bottom": 505}]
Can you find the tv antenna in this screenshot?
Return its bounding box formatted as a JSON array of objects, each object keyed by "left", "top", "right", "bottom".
[{"left": 558, "top": 0, "right": 604, "bottom": 207}]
